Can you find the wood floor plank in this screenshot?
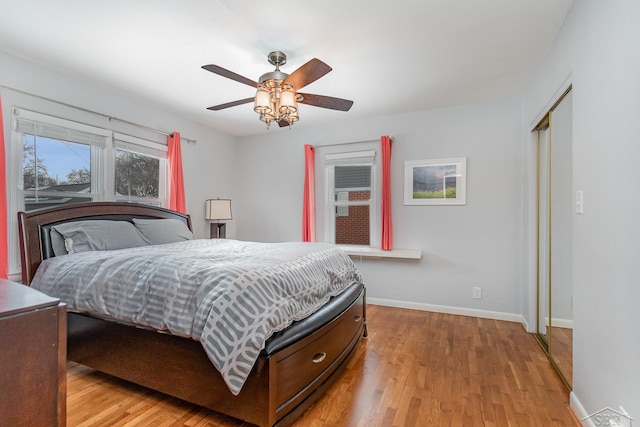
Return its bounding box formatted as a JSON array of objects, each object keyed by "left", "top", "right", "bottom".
[{"left": 66, "top": 305, "right": 579, "bottom": 426}]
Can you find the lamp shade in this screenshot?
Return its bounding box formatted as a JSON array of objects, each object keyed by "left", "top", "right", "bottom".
[
  {"left": 279, "top": 90, "right": 297, "bottom": 114},
  {"left": 205, "top": 199, "right": 232, "bottom": 220},
  {"left": 254, "top": 89, "right": 272, "bottom": 114},
  {"left": 287, "top": 106, "right": 300, "bottom": 124}
]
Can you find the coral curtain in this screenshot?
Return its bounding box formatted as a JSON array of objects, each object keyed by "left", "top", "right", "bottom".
[
  {"left": 381, "top": 135, "right": 393, "bottom": 250},
  {"left": 302, "top": 144, "right": 316, "bottom": 242},
  {"left": 0, "top": 97, "right": 7, "bottom": 278},
  {"left": 167, "top": 132, "right": 186, "bottom": 214}
]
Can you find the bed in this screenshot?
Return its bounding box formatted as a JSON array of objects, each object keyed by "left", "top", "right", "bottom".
[{"left": 18, "top": 202, "right": 366, "bottom": 427}]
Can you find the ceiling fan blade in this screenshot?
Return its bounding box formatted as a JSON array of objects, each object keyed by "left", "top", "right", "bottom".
[
  {"left": 283, "top": 58, "right": 332, "bottom": 90},
  {"left": 297, "top": 93, "right": 354, "bottom": 111},
  {"left": 202, "top": 64, "right": 258, "bottom": 88},
  {"left": 207, "top": 97, "right": 254, "bottom": 111}
]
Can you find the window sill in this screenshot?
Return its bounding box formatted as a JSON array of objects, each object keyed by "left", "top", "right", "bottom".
[{"left": 337, "top": 245, "right": 422, "bottom": 260}]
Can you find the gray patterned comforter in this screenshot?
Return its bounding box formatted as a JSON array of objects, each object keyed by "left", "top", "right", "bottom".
[{"left": 30, "top": 239, "right": 362, "bottom": 395}]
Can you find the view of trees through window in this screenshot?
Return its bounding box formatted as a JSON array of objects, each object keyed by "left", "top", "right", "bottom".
[
  {"left": 22, "top": 135, "right": 161, "bottom": 210},
  {"left": 115, "top": 149, "right": 159, "bottom": 198},
  {"left": 22, "top": 135, "right": 90, "bottom": 190}
]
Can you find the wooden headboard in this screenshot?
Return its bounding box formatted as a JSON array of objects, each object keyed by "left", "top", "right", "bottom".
[{"left": 18, "top": 202, "right": 192, "bottom": 285}]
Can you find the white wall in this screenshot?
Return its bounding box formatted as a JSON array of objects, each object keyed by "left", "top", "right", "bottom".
[
  {"left": 0, "top": 52, "right": 237, "bottom": 280},
  {"left": 236, "top": 98, "right": 524, "bottom": 318},
  {"left": 523, "top": 0, "right": 640, "bottom": 420}
]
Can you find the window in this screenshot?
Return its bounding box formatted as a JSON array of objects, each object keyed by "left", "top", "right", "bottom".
[
  {"left": 16, "top": 110, "right": 108, "bottom": 211},
  {"left": 113, "top": 133, "right": 167, "bottom": 206},
  {"left": 325, "top": 150, "right": 377, "bottom": 246},
  {"left": 22, "top": 135, "right": 93, "bottom": 210},
  {"left": 14, "top": 110, "right": 168, "bottom": 212}
]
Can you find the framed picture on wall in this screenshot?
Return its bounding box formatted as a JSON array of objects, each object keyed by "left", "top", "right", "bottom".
[{"left": 404, "top": 157, "right": 467, "bottom": 205}]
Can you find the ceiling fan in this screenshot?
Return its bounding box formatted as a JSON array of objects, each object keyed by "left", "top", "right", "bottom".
[{"left": 202, "top": 51, "right": 353, "bottom": 128}]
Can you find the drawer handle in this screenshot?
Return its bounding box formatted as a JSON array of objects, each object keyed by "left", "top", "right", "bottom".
[
  {"left": 312, "top": 352, "right": 327, "bottom": 363},
  {"left": 354, "top": 315, "right": 362, "bottom": 322}
]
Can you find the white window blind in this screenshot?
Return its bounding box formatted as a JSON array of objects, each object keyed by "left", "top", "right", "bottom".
[
  {"left": 335, "top": 165, "right": 371, "bottom": 189},
  {"left": 113, "top": 132, "right": 167, "bottom": 158},
  {"left": 325, "top": 150, "right": 375, "bottom": 166},
  {"left": 14, "top": 108, "right": 109, "bottom": 147}
]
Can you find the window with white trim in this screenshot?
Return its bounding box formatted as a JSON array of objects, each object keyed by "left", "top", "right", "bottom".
[
  {"left": 14, "top": 109, "right": 168, "bottom": 212},
  {"left": 113, "top": 133, "right": 167, "bottom": 206},
  {"left": 325, "top": 150, "right": 377, "bottom": 246},
  {"left": 16, "top": 110, "right": 108, "bottom": 211}
]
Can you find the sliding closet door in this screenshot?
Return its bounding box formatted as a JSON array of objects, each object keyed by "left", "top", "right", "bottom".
[
  {"left": 537, "top": 126, "right": 551, "bottom": 344},
  {"left": 534, "top": 87, "right": 573, "bottom": 390},
  {"left": 549, "top": 90, "right": 573, "bottom": 387}
]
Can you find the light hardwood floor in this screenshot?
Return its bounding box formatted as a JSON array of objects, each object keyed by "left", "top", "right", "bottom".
[
  {"left": 550, "top": 326, "right": 573, "bottom": 387},
  {"left": 67, "top": 305, "right": 580, "bottom": 426}
]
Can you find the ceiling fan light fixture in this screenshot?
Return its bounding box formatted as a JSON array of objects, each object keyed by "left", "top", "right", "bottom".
[
  {"left": 254, "top": 80, "right": 299, "bottom": 128},
  {"left": 203, "top": 50, "right": 353, "bottom": 129},
  {"left": 279, "top": 90, "right": 297, "bottom": 115},
  {"left": 287, "top": 108, "right": 299, "bottom": 124},
  {"left": 254, "top": 88, "right": 272, "bottom": 114}
]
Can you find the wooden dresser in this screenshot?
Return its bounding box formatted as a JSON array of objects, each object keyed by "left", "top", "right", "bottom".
[{"left": 0, "top": 279, "right": 66, "bottom": 427}]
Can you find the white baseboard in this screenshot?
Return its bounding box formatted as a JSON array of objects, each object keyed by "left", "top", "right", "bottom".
[
  {"left": 571, "top": 391, "right": 590, "bottom": 426},
  {"left": 552, "top": 317, "right": 574, "bottom": 329},
  {"left": 367, "top": 297, "right": 525, "bottom": 324},
  {"left": 544, "top": 316, "right": 574, "bottom": 329},
  {"left": 571, "top": 393, "right": 635, "bottom": 426}
]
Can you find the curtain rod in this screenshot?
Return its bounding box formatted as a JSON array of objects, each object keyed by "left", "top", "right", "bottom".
[
  {"left": 313, "top": 136, "right": 394, "bottom": 148},
  {"left": 1, "top": 84, "right": 197, "bottom": 144}
]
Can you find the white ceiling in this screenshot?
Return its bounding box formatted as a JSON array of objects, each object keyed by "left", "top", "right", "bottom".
[{"left": 0, "top": 0, "right": 573, "bottom": 137}]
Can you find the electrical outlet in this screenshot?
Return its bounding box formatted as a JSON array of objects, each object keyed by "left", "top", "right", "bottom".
[{"left": 473, "top": 287, "right": 482, "bottom": 299}]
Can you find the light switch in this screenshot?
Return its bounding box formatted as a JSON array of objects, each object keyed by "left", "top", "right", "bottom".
[{"left": 576, "top": 190, "right": 584, "bottom": 214}]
